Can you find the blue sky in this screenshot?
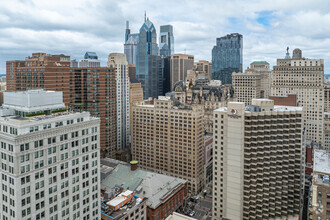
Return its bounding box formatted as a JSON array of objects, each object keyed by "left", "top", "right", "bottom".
[{"left": 1, "top": 0, "right": 330, "bottom": 73}]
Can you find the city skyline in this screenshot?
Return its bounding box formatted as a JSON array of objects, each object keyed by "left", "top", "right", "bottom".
[{"left": 1, "top": 0, "right": 330, "bottom": 74}]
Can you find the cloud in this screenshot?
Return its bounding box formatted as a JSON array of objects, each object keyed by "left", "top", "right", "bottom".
[{"left": 0, "top": 0, "right": 330, "bottom": 75}]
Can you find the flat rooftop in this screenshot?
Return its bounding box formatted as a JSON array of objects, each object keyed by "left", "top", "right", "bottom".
[{"left": 314, "top": 150, "right": 330, "bottom": 174}]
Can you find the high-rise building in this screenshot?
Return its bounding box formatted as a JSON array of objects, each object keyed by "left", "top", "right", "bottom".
[
  {"left": 324, "top": 83, "right": 330, "bottom": 112},
  {"left": 135, "top": 17, "right": 163, "bottom": 99},
  {"left": 212, "top": 99, "right": 303, "bottom": 219},
  {"left": 212, "top": 33, "right": 243, "bottom": 84},
  {"left": 132, "top": 97, "right": 205, "bottom": 193},
  {"left": 308, "top": 150, "right": 330, "bottom": 219},
  {"left": 129, "top": 79, "right": 143, "bottom": 145},
  {"left": 79, "top": 52, "right": 101, "bottom": 68},
  {"left": 124, "top": 21, "right": 138, "bottom": 65},
  {"left": 250, "top": 61, "right": 271, "bottom": 98},
  {"left": 159, "top": 25, "right": 174, "bottom": 57},
  {"left": 232, "top": 70, "right": 261, "bottom": 105},
  {"left": 271, "top": 48, "right": 324, "bottom": 146},
  {"left": 6, "top": 53, "right": 117, "bottom": 158},
  {"left": 107, "top": 53, "right": 130, "bottom": 156},
  {"left": 0, "top": 89, "right": 101, "bottom": 220},
  {"left": 170, "top": 54, "right": 194, "bottom": 90}
]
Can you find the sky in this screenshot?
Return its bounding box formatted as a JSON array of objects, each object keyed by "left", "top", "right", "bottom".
[{"left": 1, "top": 0, "right": 330, "bottom": 74}]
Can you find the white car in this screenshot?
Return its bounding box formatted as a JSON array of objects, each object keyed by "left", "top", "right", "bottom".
[{"left": 189, "top": 211, "right": 195, "bottom": 217}]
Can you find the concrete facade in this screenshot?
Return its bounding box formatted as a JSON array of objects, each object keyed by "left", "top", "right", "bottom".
[{"left": 213, "top": 99, "right": 303, "bottom": 219}]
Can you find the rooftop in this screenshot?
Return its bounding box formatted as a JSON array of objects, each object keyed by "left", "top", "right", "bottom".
[
  {"left": 314, "top": 150, "right": 330, "bottom": 174},
  {"left": 251, "top": 61, "right": 269, "bottom": 65},
  {"left": 101, "top": 159, "right": 187, "bottom": 210}
]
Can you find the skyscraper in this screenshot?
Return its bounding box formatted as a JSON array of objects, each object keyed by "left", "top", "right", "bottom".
[
  {"left": 107, "top": 53, "right": 130, "bottom": 158},
  {"left": 135, "top": 16, "right": 163, "bottom": 98},
  {"left": 271, "top": 48, "right": 324, "bottom": 146},
  {"left": 0, "top": 90, "right": 101, "bottom": 220},
  {"left": 159, "top": 25, "right": 174, "bottom": 57},
  {"left": 212, "top": 33, "right": 243, "bottom": 84},
  {"left": 124, "top": 21, "right": 138, "bottom": 65},
  {"left": 213, "top": 99, "right": 303, "bottom": 219}
]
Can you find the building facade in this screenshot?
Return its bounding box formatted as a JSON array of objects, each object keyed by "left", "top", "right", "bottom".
[
  {"left": 271, "top": 49, "right": 324, "bottom": 146},
  {"left": 107, "top": 53, "right": 130, "bottom": 155},
  {"left": 132, "top": 97, "right": 205, "bottom": 193},
  {"left": 232, "top": 71, "right": 261, "bottom": 105},
  {"left": 250, "top": 61, "right": 271, "bottom": 98},
  {"left": 170, "top": 54, "right": 194, "bottom": 90},
  {"left": 212, "top": 33, "right": 243, "bottom": 84},
  {"left": 213, "top": 99, "right": 303, "bottom": 219},
  {"left": 324, "top": 112, "right": 330, "bottom": 151},
  {"left": 79, "top": 52, "right": 101, "bottom": 68},
  {"left": 159, "top": 25, "right": 174, "bottom": 57},
  {"left": 0, "top": 90, "right": 101, "bottom": 220},
  {"left": 7, "top": 53, "right": 117, "bottom": 158},
  {"left": 129, "top": 80, "right": 144, "bottom": 145}
]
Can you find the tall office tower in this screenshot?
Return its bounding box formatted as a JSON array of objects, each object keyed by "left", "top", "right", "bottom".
[
  {"left": 0, "top": 90, "right": 101, "bottom": 220},
  {"left": 170, "top": 54, "right": 194, "bottom": 90},
  {"left": 124, "top": 21, "right": 138, "bottom": 65},
  {"left": 107, "top": 53, "right": 130, "bottom": 156},
  {"left": 308, "top": 150, "right": 330, "bottom": 219},
  {"left": 159, "top": 25, "right": 174, "bottom": 57},
  {"left": 132, "top": 97, "right": 205, "bottom": 193},
  {"left": 212, "top": 33, "right": 243, "bottom": 84},
  {"left": 6, "top": 53, "right": 71, "bottom": 103},
  {"left": 213, "top": 99, "right": 303, "bottom": 220},
  {"left": 7, "top": 53, "right": 117, "bottom": 158},
  {"left": 79, "top": 52, "right": 101, "bottom": 68},
  {"left": 250, "top": 61, "right": 271, "bottom": 98},
  {"left": 194, "top": 60, "right": 212, "bottom": 75},
  {"left": 271, "top": 48, "right": 324, "bottom": 146},
  {"left": 232, "top": 70, "right": 261, "bottom": 105},
  {"left": 128, "top": 64, "right": 136, "bottom": 80}
]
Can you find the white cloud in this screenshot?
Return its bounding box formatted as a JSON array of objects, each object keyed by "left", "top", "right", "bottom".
[{"left": 0, "top": 0, "right": 330, "bottom": 74}]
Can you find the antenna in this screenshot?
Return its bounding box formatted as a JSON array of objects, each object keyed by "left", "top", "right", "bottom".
[
  {"left": 184, "top": 49, "right": 186, "bottom": 54},
  {"left": 144, "top": 11, "right": 146, "bottom": 22}
]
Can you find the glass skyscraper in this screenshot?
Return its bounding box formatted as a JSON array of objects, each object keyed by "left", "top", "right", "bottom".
[
  {"left": 212, "top": 33, "right": 243, "bottom": 84},
  {"left": 159, "top": 25, "right": 174, "bottom": 57}
]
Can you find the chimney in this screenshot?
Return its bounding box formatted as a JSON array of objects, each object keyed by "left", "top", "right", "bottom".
[{"left": 130, "top": 160, "right": 138, "bottom": 171}]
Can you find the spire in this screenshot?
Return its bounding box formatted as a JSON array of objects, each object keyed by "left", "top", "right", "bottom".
[
  {"left": 144, "top": 11, "right": 146, "bottom": 22},
  {"left": 126, "top": 21, "right": 129, "bottom": 29}
]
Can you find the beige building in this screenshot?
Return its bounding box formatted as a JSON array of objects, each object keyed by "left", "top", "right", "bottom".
[
  {"left": 232, "top": 71, "right": 261, "bottom": 105},
  {"left": 170, "top": 54, "right": 194, "bottom": 90},
  {"left": 129, "top": 80, "right": 143, "bottom": 144},
  {"left": 323, "top": 112, "right": 330, "bottom": 151},
  {"left": 212, "top": 99, "right": 303, "bottom": 220},
  {"left": 324, "top": 84, "right": 330, "bottom": 112},
  {"left": 107, "top": 53, "right": 130, "bottom": 153},
  {"left": 132, "top": 96, "right": 205, "bottom": 193},
  {"left": 194, "top": 60, "right": 212, "bottom": 75},
  {"left": 308, "top": 150, "right": 330, "bottom": 219},
  {"left": 250, "top": 61, "right": 271, "bottom": 98},
  {"left": 271, "top": 48, "right": 324, "bottom": 146}
]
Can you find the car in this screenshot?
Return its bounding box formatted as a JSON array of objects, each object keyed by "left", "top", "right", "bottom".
[{"left": 189, "top": 211, "right": 195, "bottom": 217}]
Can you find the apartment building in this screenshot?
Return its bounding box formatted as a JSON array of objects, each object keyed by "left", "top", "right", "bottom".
[
  {"left": 107, "top": 53, "right": 130, "bottom": 155},
  {"left": 0, "top": 90, "right": 101, "bottom": 220},
  {"left": 170, "top": 54, "right": 194, "bottom": 90},
  {"left": 6, "top": 53, "right": 116, "bottom": 158},
  {"left": 271, "top": 49, "right": 324, "bottom": 146},
  {"left": 132, "top": 96, "right": 205, "bottom": 193},
  {"left": 213, "top": 99, "right": 304, "bottom": 219}
]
